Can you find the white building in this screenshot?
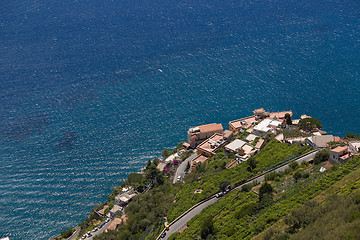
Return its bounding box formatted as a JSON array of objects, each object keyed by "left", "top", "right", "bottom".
[
  {"left": 252, "top": 118, "right": 282, "bottom": 136},
  {"left": 224, "top": 139, "right": 247, "bottom": 152}
]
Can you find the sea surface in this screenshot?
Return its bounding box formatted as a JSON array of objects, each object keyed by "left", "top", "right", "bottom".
[{"left": 0, "top": 0, "right": 359, "bottom": 239}]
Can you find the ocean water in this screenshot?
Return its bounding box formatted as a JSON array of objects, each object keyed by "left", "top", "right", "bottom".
[{"left": 0, "top": 0, "right": 359, "bottom": 239}]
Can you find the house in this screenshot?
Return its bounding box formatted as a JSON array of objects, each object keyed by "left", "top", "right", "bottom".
[
  {"left": 105, "top": 218, "right": 122, "bottom": 232},
  {"left": 229, "top": 116, "right": 256, "bottom": 133},
  {"left": 156, "top": 162, "right": 167, "bottom": 172},
  {"left": 252, "top": 118, "right": 282, "bottom": 136},
  {"left": 349, "top": 141, "right": 360, "bottom": 153},
  {"left": 255, "top": 138, "right": 265, "bottom": 149},
  {"left": 196, "top": 133, "right": 227, "bottom": 157},
  {"left": 236, "top": 144, "right": 257, "bottom": 162},
  {"left": 115, "top": 190, "right": 137, "bottom": 206},
  {"left": 329, "top": 146, "right": 351, "bottom": 163},
  {"left": 229, "top": 109, "right": 292, "bottom": 133},
  {"left": 307, "top": 135, "right": 334, "bottom": 149},
  {"left": 224, "top": 139, "right": 247, "bottom": 153},
  {"left": 275, "top": 133, "right": 284, "bottom": 142},
  {"left": 191, "top": 155, "right": 208, "bottom": 171},
  {"left": 109, "top": 205, "right": 122, "bottom": 216},
  {"left": 245, "top": 133, "right": 258, "bottom": 143},
  {"left": 254, "top": 108, "right": 270, "bottom": 120},
  {"left": 97, "top": 205, "right": 109, "bottom": 217},
  {"left": 269, "top": 111, "right": 293, "bottom": 120},
  {"left": 187, "top": 123, "right": 223, "bottom": 148},
  {"left": 223, "top": 130, "right": 234, "bottom": 140}
]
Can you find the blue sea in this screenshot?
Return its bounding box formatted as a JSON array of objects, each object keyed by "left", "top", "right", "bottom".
[{"left": 0, "top": 0, "right": 359, "bottom": 239}]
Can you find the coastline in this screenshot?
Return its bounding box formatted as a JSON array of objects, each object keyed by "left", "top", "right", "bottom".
[{"left": 52, "top": 109, "right": 360, "bottom": 240}]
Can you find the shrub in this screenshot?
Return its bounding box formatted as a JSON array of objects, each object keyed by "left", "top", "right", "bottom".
[
  {"left": 314, "top": 149, "right": 329, "bottom": 164},
  {"left": 242, "top": 183, "right": 253, "bottom": 192},
  {"left": 289, "top": 161, "right": 299, "bottom": 170}
]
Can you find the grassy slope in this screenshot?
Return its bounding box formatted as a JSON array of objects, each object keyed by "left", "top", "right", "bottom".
[
  {"left": 167, "top": 140, "right": 311, "bottom": 222},
  {"left": 170, "top": 156, "right": 360, "bottom": 240}
]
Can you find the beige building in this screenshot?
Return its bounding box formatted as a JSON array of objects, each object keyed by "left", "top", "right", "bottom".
[
  {"left": 187, "top": 123, "right": 223, "bottom": 148},
  {"left": 196, "top": 133, "right": 226, "bottom": 157},
  {"left": 115, "top": 190, "right": 137, "bottom": 206},
  {"left": 229, "top": 116, "right": 256, "bottom": 133},
  {"left": 330, "top": 146, "right": 351, "bottom": 163},
  {"left": 253, "top": 108, "right": 270, "bottom": 120},
  {"left": 190, "top": 155, "right": 209, "bottom": 171}
]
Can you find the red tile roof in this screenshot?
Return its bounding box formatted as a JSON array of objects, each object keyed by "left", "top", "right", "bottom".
[{"left": 198, "top": 123, "right": 223, "bottom": 133}]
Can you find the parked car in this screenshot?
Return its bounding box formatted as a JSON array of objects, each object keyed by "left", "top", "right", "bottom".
[
  {"left": 216, "top": 192, "right": 224, "bottom": 198},
  {"left": 160, "top": 231, "right": 166, "bottom": 238},
  {"left": 177, "top": 176, "right": 181, "bottom": 181},
  {"left": 92, "top": 227, "right": 98, "bottom": 232}
]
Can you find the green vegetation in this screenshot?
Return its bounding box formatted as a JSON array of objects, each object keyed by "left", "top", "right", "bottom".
[
  {"left": 200, "top": 216, "right": 215, "bottom": 239},
  {"left": 313, "top": 149, "right": 329, "bottom": 164},
  {"left": 53, "top": 228, "right": 75, "bottom": 240},
  {"left": 162, "top": 149, "right": 170, "bottom": 158},
  {"left": 167, "top": 140, "right": 311, "bottom": 222},
  {"left": 298, "top": 118, "right": 322, "bottom": 131},
  {"left": 284, "top": 113, "right": 292, "bottom": 125},
  {"left": 169, "top": 156, "right": 360, "bottom": 240},
  {"left": 344, "top": 132, "right": 360, "bottom": 140},
  {"left": 282, "top": 129, "right": 311, "bottom": 138}
]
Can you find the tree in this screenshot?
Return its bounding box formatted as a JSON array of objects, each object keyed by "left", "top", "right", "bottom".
[
  {"left": 185, "top": 161, "right": 190, "bottom": 172},
  {"left": 259, "top": 182, "right": 274, "bottom": 208},
  {"left": 219, "top": 180, "right": 230, "bottom": 192},
  {"left": 313, "top": 149, "right": 329, "bottom": 164},
  {"left": 60, "top": 228, "right": 74, "bottom": 238},
  {"left": 247, "top": 157, "right": 258, "bottom": 172},
  {"left": 201, "top": 216, "right": 214, "bottom": 239},
  {"left": 293, "top": 171, "right": 302, "bottom": 183},
  {"left": 289, "top": 161, "right": 299, "bottom": 170},
  {"left": 298, "top": 118, "right": 323, "bottom": 131},
  {"left": 241, "top": 183, "right": 252, "bottom": 192},
  {"left": 285, "top": 113, "right": 292, "bottom": 125},
  {"left": 146, "top": 159, "right": 151, "bottom": 168},
  {"left": 259, "top": 182, "right": 273, "bottom": 200},
  {"left": 127, "top": 173, "right": 144, "bottom": 190},
  {"left": 162, "top": 149, "right": 170, "bottom": 158},
  {"left": 153, "top": 158, "right": 160, "bottom": 166},
  {"left": 344, "top": 132, "right": 360, "bottom": 140}
]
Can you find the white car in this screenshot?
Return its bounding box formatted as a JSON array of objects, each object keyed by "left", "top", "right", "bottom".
[{"left": 177, "top": 176, "right": 181, "bottom": 181}]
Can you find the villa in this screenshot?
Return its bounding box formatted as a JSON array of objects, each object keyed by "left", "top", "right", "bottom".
[
  {"left": 196, "top": 133, "right": 227, "bottom": 157},
  {"left": 187, "top": 123, "right": 223, "bottom": 148}
]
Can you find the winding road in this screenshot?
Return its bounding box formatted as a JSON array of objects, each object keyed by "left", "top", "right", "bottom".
[
  {"left": 173, "top": 152, "right": 197, "bottom": 184},
  {"left": 159, "top": 150, "right": 318, "bottom": 240}
]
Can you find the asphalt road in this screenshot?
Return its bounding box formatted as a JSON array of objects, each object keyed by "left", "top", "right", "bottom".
[
  {"left": 162, "top": 197, "right": 219, "bottom": 240},
  {"left": 86, "top": 219, "right": 112, "bottom": 240},
  {"left": 173, "top": 152, "right": 197, "bottom": 184},
  {"left": 160, "top": 150, "right": 318, "bottom": 240}
]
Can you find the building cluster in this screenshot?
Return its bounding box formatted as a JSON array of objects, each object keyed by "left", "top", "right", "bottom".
[
  {"left": 181, "top": 108, "right": 360, "bottom": 172},
  {"left": 183, "top": 108, "right": 293, "bottom": 171}
]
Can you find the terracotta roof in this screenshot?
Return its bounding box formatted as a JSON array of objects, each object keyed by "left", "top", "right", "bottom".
[
  {"left": 324, "top": 163, "right": 333, "bottom": 170},
  {"left": 229, "top": 116, "right": 256, "bottom": 130},
  {"left": 197, "top": 133, "right": 226, "bottom": 155},
  {"left": 269, "top": 111, "right": 293, "bottom": 119},
  {"left": 331, "top": 146, "right": 348, "bottom": 153},
  {"left": 193, "top": 155, "right": 208, "bottom": 164},
  {"left": 254, "top": 108, "right": 266, "bottom": 114},
  {"left": 106, "top": 218, "right": 122, "bottom": 231},
  {"left": 98, "top": 205, "right": 109, "bottom": 215},
  {"left": 198, "top": 123, "right": 223, "bottom": 133}
]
